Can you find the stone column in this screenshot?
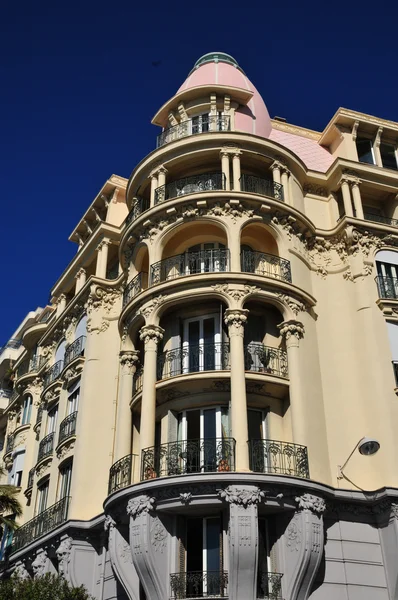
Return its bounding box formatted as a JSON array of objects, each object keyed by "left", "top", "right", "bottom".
[
  {"left": 351, "top": 178, "right": 364, "bottom": 219},
  {"left": 232, "top": 151, "right": 242, "bottom": 191},
  {"left": 150, "top": 172, "right": 159, "bottom": 207},
  {"left": 75, "top": 268, "right": 86, "bottom": 294},
  {"left": 96, "top": 240, "right": 110, "bottom": 279},
  {"left": 281, "top": 168, "right": 290, "bottom": 204},
  {"left": 56, "top": 294, "right": 66, "bottom": 317},
  {"left": 271, "top": 160, "right": 282, "bottom": 185},
  {"left": 278, "top": 320, "right": 306, "bottom": 446},
  {"left": 114, "top": 351, "right": 140, "bottom": 461},
  {"left": 339, "top": 177, "right": 353, "bottom": 217},
  {"left": 224, "top": 309, "right": 250, "bottom": 471},
  {"left": 220, "top": 150, "right": 231, "bottom": 191},
  {"left": 139, "top": 326, "right": 164, "bottom": 454},
  {"left": 157, "top": 166, "right": 167, "bottom": 188},
  {"left": 374, "top": 127, "right": 383, "bottom": 167}
]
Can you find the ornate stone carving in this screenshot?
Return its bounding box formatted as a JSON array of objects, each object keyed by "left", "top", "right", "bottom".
[
  {"left": 56, "top": 440, "right": 75, "bottom": 460},
  {"left": 140, "top": 295, "right": 167, "bottom": 319},
  {"left": 219, "top": 486, "right": 266, "bottom": 507},
  {"left": 32, "top": 550, "right": 48, "bottom": 577},
  {"left": 56, "top": 537, "right": 73, "bottom": 576},
  {"left": 13, "top": 563, "right": 30, "bottom": 579},
  {"left": 277, "top": 294, "right": 307, "bottom": 316},
  {"left": 286, "top": 516, "right": 301, "bottom": 551},
  {"left": 104, "top": 514, "right": 116, "bottom": 531},
  {"left": 224, "top": 309, "right": 249, "bottom": 331},
  {"left": 86, "top": 285, "right": 122, "bottom": 335},
  {"left": 278, "top": 320, "right": 305, "bottom": 341},
  {"left": 303, "top": 184, "right": 327, "bottom": 197},
  {"left": 119, "top": 351, "right": 140, "bottom": 375},
  {"left": 295, "top": 494, "right": 326, "bottom": 515},
  {"left": 127, "top": 495, "right": 156, "bottom": 518},
  {"left": 139, "top": 325, "right": 164, "bottom": 345},
  {"left": 36, "top": 461, "right": 51, "bottom": 479},
  {"left": 150, "top": 516, "right": 167, "bottom": 552},
  {"left": 179, "top": 492, "right": 192, "bottom": 504},
  {"left": 63, "top": 364, "right": 83, "bottom": 384}
]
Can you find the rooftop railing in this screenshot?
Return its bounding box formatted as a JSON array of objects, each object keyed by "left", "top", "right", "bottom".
[
  {"left": 12, "top": 496, "right": 70, "bottom": 553},
  {"left": 64, "top": 336, "right": 85, "bottom": 367},
  {"left": 248, "top": 439, "right": 309, "bottom": 479},
  {"left": 157, "top": 115, "right": 230, "bottom": 148},
  {"left": 375, "top": 275, "right": 398, "bottom": 299},
  {"left": 151, "top": 248, "right": 229, "bottom": 285},
  {"left": 157, "top": 342, "right": 230, "bottom": 380},
  {"left": 241, "top": 250, "right": 292, "bottom": 282},
  {"left": 170, "top": 571, "right": 229, "bottom": 599},
  {"left": 155, "top": 172, "right": 225, "bottom": 204},
  {"left": 244, "top": 344, "right": 288, "bottom": 378},
  {"left": 142, "top": 438, "right": 236, "bottom": 480},
  {"left": 240, "top": 174, "right": 284, "bottom": 202}
]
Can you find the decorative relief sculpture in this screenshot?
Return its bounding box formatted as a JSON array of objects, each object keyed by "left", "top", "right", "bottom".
[
  {"left": 150, "top": 517, "right": 167, "bottom": 552},
  {"left": 278, "top": 320, "right": 305, "bottom": 341},
  {"left": 295, "top": 493, "right": 326, "bottom": 515},
  {"left": 56, "top": 537, "right": 72, "bottom": 576},
  {"left": 127, "top": 495, "right": 156, "bottom": 518},
  {"left": 139, "top": 326, "right": 164, "bottom": 345},
  {"left": 32, "top": 550, "right": 48, "bottom": 578},
  {"left": 286, "top": 516, "right": 301, "bottom": 552},
  {"left": 13, "top": 563, "right": 30, "bottom": 580},
  {"left": 219, "top": 486, "right": 265, "bottom": 507}
]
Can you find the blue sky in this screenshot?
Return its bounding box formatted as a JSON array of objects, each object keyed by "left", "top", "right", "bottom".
[{"left": 1, "top": 0, "right": 397, "bottom": 342}]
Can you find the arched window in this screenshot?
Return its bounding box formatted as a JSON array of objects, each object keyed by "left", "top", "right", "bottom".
[
  {"left": 55, "top": 339, "right": 66, "bottom": 365},
  {"left": 375, "top": 250, "right": 398, "bottom": 299},
  {"left": 75, "top": 315, "right": 87, "bottom": 340}
]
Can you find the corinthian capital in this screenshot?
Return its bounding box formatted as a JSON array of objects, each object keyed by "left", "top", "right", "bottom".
[
  {"left": 224, "top": 309, "right": 249, "bottom": 337},
  {"left": 139, "top": 325, "right": 164, "bottom": 345},
  {"left": 119, "top": 351, "right": 140, "bottom": 375},
  {"left": 295, "top": 493, "right": 326, "bottom": 515},
  {"left": 278, "top": 319, "right": 304, "bottom": 342}
]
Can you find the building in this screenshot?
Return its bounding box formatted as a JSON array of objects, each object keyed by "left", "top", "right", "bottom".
[{"left": 2, "top": 51, "right": 398, "bottom": 599}]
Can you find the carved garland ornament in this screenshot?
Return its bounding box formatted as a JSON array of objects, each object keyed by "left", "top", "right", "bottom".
[
  {"left": 139, "top": 326, "right": 164, "bottom": 345},
  {"left": 219, "top": 486, "right": 266, "bottom": 507},
  {"left": 295, "top": 493, "right": 326, "bottom": 515},
  {"left": 127, "top": 495, "right": 156, "bottom": 518},
  {"left": 32, "top": 550, "right": 48, "bottom": 577}
]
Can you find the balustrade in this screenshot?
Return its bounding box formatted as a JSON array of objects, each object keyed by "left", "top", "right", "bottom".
[
  {"left": 157, "top": 115, "right": 230, "bottom": 148},
  {"left": 155, "top": 172, "right": 225, "bottom": 204},
  {"left": 157, "top": 342, "right": 230, "bottom": 380},
  {"left": 241, "top": 250, "right": 291, "bottom": 282},
  {"left": 170, "top": 571, "right": 228, "bottom": 599},
  {"left": 240, "top": 174, "right": 284, "bottom": 201},
  {"left": 12, "top": 496, "right": 70, "bottom": 553},
  {"left": 151, "top": 249, "right": 229, "bottom": 285},
  {"left": 244, "top": 344, "right": 288, "bottom": 378},
  {"left": 248, "top": 439, "right": 309, "bottom": 478},
  {"left": 108, "top": 454, "right": 136, "bottom": 494},
  {"left": 64, "top": 336, "right": 85, "bottom": 367},
  {"left": 58, "top": 412, "right": 77, "bottom": 445},
  {"left": 38, "top": 432, "right": 54, "bottom": 462}
]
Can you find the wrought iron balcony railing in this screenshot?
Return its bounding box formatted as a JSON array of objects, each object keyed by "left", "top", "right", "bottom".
[
  {"left": 155, "top": 172, "right": 226, "bottom": 204},
  {"left": 240, "top": 174, "right": 284, "bottom": 202},
  {"left": 64, "top": 336, "right": 86, "bottom": 367},
  {"left": 0, "top": 339, "right": 22, "bottom": 356},
  {"left": 393, "top": 361, "right": 398, "bottom": 387},
  {"left": 364, "top": 212, "right": 398, "bottom": 227},
  {"left": 244, "top": 344, "right": 288, "bottom": 378},
  {"left": 58, "top": 412, "right": 77, "bottom": 445},
  {"left": 108, "top": 454, "right": 137, "bottom": 494},
  {"left": 248, "top": 439, "right": 309, "bottom": 479},
  {"left": 257, "top": 572, "right": 283, "bottom": 599},
  {"left": 141, "top": 438, "right": 236, "bottom": 480},
  {"left": 38, "top": 432, "right": 55, "bottom": 462},
  {"left": 43, "top": 360, "right": 64, "bottom": 388},
  {"left": 157, "top": 342, "right": 230, "bottom": 380},
  {"left": 12, "top": 496, "right": 70, "bottom": 553},
  {"left": 133, "top": 364, "right": 143, "bottom": 395},
  {"left": 151, "top": 248, "right": 230, "bottom": 285},
  {"left": 375, "top": 275, "right": 398, "bottom": 299},
  {"left": 157, "top": 115, "right": 230, "bottom": 148},
  {"left": 123, "top": 272, "right": 146, "bottom": 307},
  {"left": 125, "top": 197, "right": 149, "bottom": 227},
  {"left": 27, "top": 467, "right": 35, "bottom": 490},
  {"left": 9, "top": 389, "right": 18, "bottom": 404},
  {"left": 170, "top": 571, "right": 228, "bottom": 599},
  {"left": 16, "top": 357, "right": 38, "bottom": 379},
  {"left": 5, "top": 435, "right": 14, "bottom": 455},
  {"left": 241, "top": 250, "right": 292, "bottom": 282}
]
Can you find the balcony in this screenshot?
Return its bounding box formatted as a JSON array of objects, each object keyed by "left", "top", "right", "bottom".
[
  {"left": 241, "top": 250, "right": 291, "bottom": 283},
  {"left": 170, "top": 571, "right": 228, "bottom": 599},
  {"left": 16, "top": 357, "right": 38, "bottom": 379},
  {"left": 27, "top": 467, "right": 35, "bottom": 490},
  {"left": 43, "top": 360, "right": 63, "bottom": 389},
  {"left": 12, "top": 496, "right": 70, "bottom": 553},
  {"left": 151, "top": 248, "right": 230, "bottom": 286},
  {"left": 375, "top": 275, "right": 398, "bottom": 299},
  {"left": 123, "top": 272, "right": 146, "bottom": 307},
  {"left": 364, "top": 212, "right": 398, "bottom": 228},
  {"left": 157, "top": 343, "right": 230, "bottom": 380},
  {"left": 248, "top": 439, "right": 309, "bottom": 479},
  {"left": 64, "top": 336, "right": 86, "bottom": 367},
  {"left": 155, "top": 172, "right": 225, "bottom": 204},
  {"left": 108, "top": 454, "right": 137, "bottom": 495},
  {"left": 141, "top": 438, "right": 236, "bottom": 480},
  {"left": 244, "top": 344, "right": 288, "bottom": 378},
  {"left": 125, "top": 197, "right": 150, "bottom": 227},
  {"left": 157, "top": 115, "right": 230, "bottom": 148},
  {"left": 58, "top": 412, "right": 77, "bottom": 445},
  {"left": 5, "top": 435, "right": 14, "bottom": 455},
  {"left": 240, "top": 174, "right": 284, "bottom": 202},
  {"left": 0, "top": 339, "right": 22, "bottom": 356},
  {"left": 38, "top": 432, "right": 54, "bottom": 462},
  {"left": 257, "top": 572, "right": 283, "bottom": 599}
]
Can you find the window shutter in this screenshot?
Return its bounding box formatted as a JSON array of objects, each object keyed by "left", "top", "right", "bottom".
[{"left": 168, "top": 410, "right": 179, "bottom": 443}]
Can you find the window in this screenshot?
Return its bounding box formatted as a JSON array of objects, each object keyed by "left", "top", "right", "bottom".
[
  {"left": 21, "top": 395, "right": 33, "bottom": 425},
  {"left": 183, "top": 314, "right": 221, "bottom": 372},
  {"left": 10, "top": 451, "right": 25, "bottom": 488},
  {"left": 58, "top": 461, "right": 72, "bottom": 500},
  {"left": 191, "top": 111, "right": 225, "bottom": 135},
  {"left": 185, "top": 243, "right": 227, "bottom": 275},
  {"left": 356, "top": 137, "right": 375, "bottom": 165},
  {"left": 47, "top": 405, "right": 58, "bottom": 434},
  {"left": 36, "top": 480, "right": 49, "bottom": 515},
  {"left": 380, "top": 142, "right": 398, "bottom": 170},
  {"left": 257, "top": 518, "right": 279, "bottom": 598},
  {"left": 55, "top": 339, "right": 66, "bottom": 365},
  {"left": 67, "top": 381, "right": 80, "bottom": 415}
]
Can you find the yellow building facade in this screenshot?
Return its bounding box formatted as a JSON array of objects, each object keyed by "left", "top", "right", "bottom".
[{"left": 2, "top": 52, "right": 398, "bottom": 599}]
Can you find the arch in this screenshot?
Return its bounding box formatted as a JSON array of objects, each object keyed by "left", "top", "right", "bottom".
[
  {"left": 240, "top": 221, "right": 280, "bottom": 256},
  {"left": 158, "top": 219, "right": 229, "bottom": 259},
  {"left": 242, "top": 292, "right": 290, "bottom": 322},
  {"left": 154, "top": 290, "right": 232, "bottom": 325},
  {"left": 375, "top": 248, "right": 398, "bottom": 266},
  {"left": 132, "top": 242, "right": 150, "bottom": 277},
  {"left": 55, "top": 339, "right": 66, "bottom": 364},
  {"left": 75, "top": 315, "right": 87, "bottom": 340}
]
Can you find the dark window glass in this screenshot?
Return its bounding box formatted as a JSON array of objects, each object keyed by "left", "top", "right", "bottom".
[
  {"left": 356, "top": 138, "right": 374, "bottom": 164},
  {"left": 380, "top": 143, "right": 397, "bottom": 170}
]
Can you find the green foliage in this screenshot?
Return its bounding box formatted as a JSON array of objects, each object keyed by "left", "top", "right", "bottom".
[
  {"left": 0, "top": 466, "right": 23, "bottom": 530},
  {"left": 0, "top": 573, "right": 94, "bottom": 600}
]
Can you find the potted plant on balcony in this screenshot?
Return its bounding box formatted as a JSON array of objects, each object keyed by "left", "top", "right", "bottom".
[
  {"left": 217, "top": 459, "right": 230, "bottom": 472},
  {"left": 144, "top": 466, "right": 157, "bottom": 480}
]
